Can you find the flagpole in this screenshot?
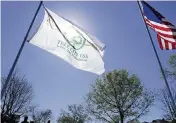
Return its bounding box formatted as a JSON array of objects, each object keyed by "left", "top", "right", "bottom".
[
  {"left": 137, "top": 1, "right": 176, "bottom": 113},
  {"left": 1, "top": 1, "right": 43, "bottom": 98}
]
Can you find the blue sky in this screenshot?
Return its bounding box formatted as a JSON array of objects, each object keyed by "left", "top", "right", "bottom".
[{"left": 1, "top": 1, "right": 176, "bottom": 122}]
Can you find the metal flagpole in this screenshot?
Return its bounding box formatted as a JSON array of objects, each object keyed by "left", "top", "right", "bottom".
[
  {"left": 1, "top": 1, "right": 43, "bottom": 98},
  {"left": 137, "top": 0, "right": 176, "bottom": 113}
]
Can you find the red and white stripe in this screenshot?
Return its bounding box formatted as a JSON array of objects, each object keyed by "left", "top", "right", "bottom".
[{"left": 144, "top": 16, "right": 176, "bottom": 50}]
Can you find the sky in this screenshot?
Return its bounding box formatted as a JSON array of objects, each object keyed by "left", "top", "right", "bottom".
[{"left": 1, "top": 1, "right": 176, "bottom": 122}]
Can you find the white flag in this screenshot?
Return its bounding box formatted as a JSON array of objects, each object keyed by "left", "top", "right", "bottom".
[{"left": 29, "top": 8, "right": 105, "bottom": 75}]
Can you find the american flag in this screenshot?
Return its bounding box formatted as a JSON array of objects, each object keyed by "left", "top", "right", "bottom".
[{"left": 140, "top": 1, "right": 176, "bottom": 50}]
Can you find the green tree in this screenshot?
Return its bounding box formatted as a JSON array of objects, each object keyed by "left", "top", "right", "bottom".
[
  {"left": 163, "top": 54, "right": 176, "bottom": 82},
  {"left": 86, "top": 69, "right": 155, "bottom": 123},
  {"left": 57, "top": 104, "right": 91, "bottom": 123}
]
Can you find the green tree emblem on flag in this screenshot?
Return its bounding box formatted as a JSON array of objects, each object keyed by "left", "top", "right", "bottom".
[{"left": 69, "top": 36, "right": 86, "bottom": 50}]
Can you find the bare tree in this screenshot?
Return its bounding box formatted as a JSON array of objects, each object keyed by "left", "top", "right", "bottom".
[
  {"left": 160, "top": 87, "right": 176, "bottom": 120},
  {"left": 1, "top": 70, "right": 34, "bottom": 119},
  {"left": 160, "top": 54, "right": 176, "bottom": 120},
  {"left": 31, "top": 108, "right": 52, "bottom": 123}
]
